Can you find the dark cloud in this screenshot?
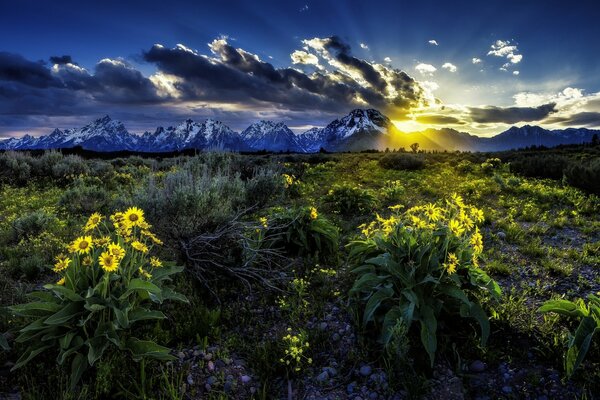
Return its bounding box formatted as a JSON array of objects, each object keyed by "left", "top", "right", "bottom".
[
  {"left": 49, "top": 55, "right": 74, "bottom": 65},
  {"left": 93, "top": 59, "right": 162, "bottom": 103},
  {"left": 143, "top": 38, "right": 429, "bottom": 117},
  {"left": 0, "top": 52, "right": 61, "bottom": 88},
  {"left": 469, "top": 103, "right": 557, "bottom": 124},
  {"left": 545, "top": 111, "right": 600, "bottom": 127},
  {"left": 415, "top": 114, "right": 465, "bottom": 125}
]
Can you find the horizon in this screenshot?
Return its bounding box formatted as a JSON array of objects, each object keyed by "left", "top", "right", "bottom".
[
  {"left": 2, "top": 0, "right": 600, "bottom": 140},
  {"left": 2, "top": 109, "right": 599, "bottom": 142}
]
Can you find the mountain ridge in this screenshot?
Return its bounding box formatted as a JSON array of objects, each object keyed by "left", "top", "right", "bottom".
[{"left": 1, "top": 110, "right": 597, "bottom": 153}]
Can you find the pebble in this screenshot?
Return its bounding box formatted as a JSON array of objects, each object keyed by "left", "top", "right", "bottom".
[
  {"left": 319, "top": 322, "right": 328, "bottom": 330},
  {"left": 347, "top": 383, "right": 355, "bottom": 394},
  {"left": 497, "top": 231, "right": 506, "bottom": 240},
  {"left": 241, "top": 375, "right": 252, "bottom": 384},
  {"left": 317, "top": 371, "right": 329, "bottom": 382},
  {"left": 359, "top": 365, "right": 372, "bottom": 377},
  {"left": 502, "top": 386, "right": 513, "bottom": 394},
  {"left": 470, "top": 360, "right": 486, "bottom": 373},
  {"left": 332, "top": 333, "right": 341, "bottom": 341},
  {"left": 186, "top": 374, "right": 194, "bottom": 385},
  {"left": 224, "top": 381, "right": 232, "bottom": 392},
  {"left": 207, "top": 361, "right": 215, "bottom": 371}
]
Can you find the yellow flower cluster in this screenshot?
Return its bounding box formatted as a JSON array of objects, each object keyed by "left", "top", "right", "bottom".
[
  {"left": 55, "top": 208, "right": 165, "bottom": 281},
  {"left": 280, "top": 328, "right": 312, "bottom": 372},
  {"left": 443, "top": 253, "right": 459, "bottom": 275},
  {"left": 259, "top": 217, "right": 268, "bottom": 228},
  {"left": 309, "top": 206, "right": 318, "bottom": 220},
  {"left": 282, "top": 173, "right": 295, "bottom": 188}
]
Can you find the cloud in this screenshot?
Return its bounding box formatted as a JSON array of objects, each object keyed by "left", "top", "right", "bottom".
[
  {"left": 49, "top": 55, "right": 75, "bottom": 65},
  {"left": 487, "top": 39, "right": 523, "bottom": 66},
  {"left": 469, "top": 103, "right": 557, "bottom": 124},
  {"left": 144, "top": 37, "right": 433, "bottom": 120},
  {"left": 299, "top": 4, "right": 309, "bottom": 12},
  {"left": 472, "top": 58, "right": 482, "bottom": 64},
  {"left": 383, "top": 57, "right": 392, "bottom": 63},
  {"left": 415, "top": 114, "right": 464, "bottom": 125},
  {"left": 442, "top": 62, "right": 457, "bottom": 72},
  {"left": 545, "top": 111, "right": 600, "bottom": 127},
  {"left": 415, "top": 63, "right": 437, "bottom": 76},
  {"left": 513, "top": 70, "right": 519, "bottom": 76},
  {"left": 428, "top": 40, "right": 438, "bottom": 46},
  {"left": 290, "top": 50, "right": 320, "bottom": 66},
  {"left": 0, "top": 51, "right": 62, "bottom": 88},
  {"left": 359, "top": 43, "right": 369, "bottom": 50}
]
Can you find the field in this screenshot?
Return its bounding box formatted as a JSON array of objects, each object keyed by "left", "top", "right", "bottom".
[{"left": 0, "top": 146, "right": 599, "bottom": 399}]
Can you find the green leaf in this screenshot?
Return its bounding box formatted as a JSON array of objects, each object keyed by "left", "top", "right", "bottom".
[
  {"left": 437, "top": 285, "right": 471, "bottom": 306},
  {"left": 57, "top": 336, "right": 84, "bottom": 365},
  {"left": 44, "top": 302, "right": 83, "bottom": 325},
  {"left": 70, "top": 353, "right": 88, "bottom": 390},
  {"left": 87, "top": 336, "right": 110, "bottom": 366},
  {"left": 382, "top": 306, "right": 405, "bottom": 345},
  {"left": 119, "top": 279, "right": 161, "bottom": 300},
  {"left": 10, "top": 301, "right": 61, "bottom": 317},
  {"left": 461, "top": 302, "right": 491, "bottom": 346},
  {"left": 43, "top": 284, "right": 84, "bottom": 301},
  {"left": 125, "top": 338, "right": 175, "bottom": 362},
  {"left": 161, "top": 287, "right": 189, "bottom": 303},
  {"left": 419, "top": 305, "right": 437, "bottom": 367},
  {"left": 129, "top": 308, "right": 166, "bottom": 323},
  {"left": 363, "top": 286, "right": 394, "bottom": 325},
  {"left": 150, "top": 265, "right": 184, "bottom": 282},
  {"left": 0, "top": 334, "right": 9, "bottom": 351},
  {"left": 538, "top": 300, "right": 587, "bottom": 318},
  {"left": 11, "top": 345, "right": 52, "bottom": 370},
  {"left": 565, "top": 316, "right": 597, "bottom": 377}
]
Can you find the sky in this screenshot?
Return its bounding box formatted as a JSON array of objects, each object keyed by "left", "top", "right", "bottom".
[{"left": 1, "top": 0, "right": 600, "bottom": 138}]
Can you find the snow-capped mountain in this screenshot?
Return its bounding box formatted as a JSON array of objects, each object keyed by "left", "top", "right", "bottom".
[
  {"left": 241, "top": 121, "right": 304, "bottom": 152},
  {"left": 0, "top": 111, "right": 598, "bottom": 153}
]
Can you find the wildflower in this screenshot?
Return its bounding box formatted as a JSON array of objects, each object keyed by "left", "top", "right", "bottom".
[
  {"left": 451, "top": 193, "right": 465, "bottom": 208},
  {"left": 443, "top": 253, "right": 459, "bottom": 274},
  {"left": 388, "top": 204, "right": 403, "bottom": 211},
  {"left": 141, "top": 230, "right": 163, "bottom": 245},
  {"left": 459, "top": 209, "right": 474, "bottom": 230},
  {"left": 82, "top": 256, "right": 92, "bottom": 267},
  {"left": 410, "top": 215, "right": 428, "bottom": 229},
  {"left": 259, "top": 217, "right": 268, "bottom": 228},
  {"left": 472, "top": 254, "right": 479, "bottom": 268},
  {"left": 99, "top": 251, "right": 119, "bottom": 272},
  {"left": 56, "top": 277, "right": 65, "bottom": 286},
  {"left": 131, "top": 241, "right": 149, "bottom": 253},
  {"left": 470, "top": 228, "right": 483, "bottom": 254},
  {"left": 70, "top": 236, "right": 93, "bottom": 255},
  {"left": 282, "top": 174, "right": 294, "bottom": 188},
  {"left": 470, "top": 207, "right": 485, "bottom": 224},
  {"left": 53, "top": 254, "right": 71, "bottom": 272},
  {"left": 150, "top": 256, "right": 162, "bottom": 268},
  {"left": 123, "top": 207, "right": 145, "bottom": 228},
  {"left": 84, "top": 212, "right": 103, "bottom": 232},
  {"left": 309, "top": 207, "right": 318, "bottom": 220},
  {"left": 423, "top": 203, "right": 442, "bottom": 221},
  {"left": 94, "top": 236, "right": 111, "bottom": 246},
  {"left": 108, "top": 243, "right": 126, "bottom": 261},
  {"left": 449, "top": 219, "right": 465, "bottom": 237},
  {"left": 138, "top": 267, "right": 152, "bottom": 279}
]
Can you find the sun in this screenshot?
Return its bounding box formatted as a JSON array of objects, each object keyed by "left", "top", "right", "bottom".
[{"left": 391, "top": 119, "right": 430, "bottom": 133}]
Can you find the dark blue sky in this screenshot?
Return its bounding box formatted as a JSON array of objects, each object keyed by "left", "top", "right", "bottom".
[{"left": 1, "top": 0, "right": 600, "bottom": 137}]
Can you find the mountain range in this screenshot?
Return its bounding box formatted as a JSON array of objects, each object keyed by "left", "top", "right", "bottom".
[{"left": 0, "top": 109, "right": 597, "bottom": 153}]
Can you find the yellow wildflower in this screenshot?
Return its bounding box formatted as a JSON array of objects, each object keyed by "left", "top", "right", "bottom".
[
  {"left": 443, "top": 253, "right": 459, "bottom": 274},
  {"left": 470, "top": 227, "right": 483, "bottom": 254},
  {"left": 131, "top": 241, "right": 149, "bottom": 253},
  {"left": 423, "top": 203, "right": 442, "bottom": 222},
  {"left": 449, "top": 219, "right": 465, "bottom": 237},
  {"left": 53, "top": 254, "right": 71, "bottom": 272},
  {"left": 82, "top": 256, "right": 92, "bottom": 267},
  {"left": 470, "top": 207, "right": 485, "bottom": 224},
  {"left": 459, "top": 209, "right": 474, "bottom": 230},
  {"left": 70, "top": 236, "right": 93, "bottom": 255},
  {"left": 108, "top": 243, "right": 126, "bottom": 261},
  {"left": 94, "top": 236, "right": 111, "bottom": 246},
  {"left": 138, "top": 267, "right": 152, "bottom": 279},
  {"left": 150, "top": 256, "right": 162, "bottom": 268},
  {"left": 451, "top": 193, "right": 465, "bottom": 208},
  {"left": 282, "top": 174, "right": 294, "bottom": 188},
  {"left": 141, "top": 230, "right": 163, "bottom": 245},
  {"left": 123, "top": 207, "right": 145, "bottom": 228},
  {"left": 259, "top": 217, "right": 268, "bottom": 228},
  {"left": 84, "top": 212, "right": 103, "bottom": 232},
  {"left": 309, "top": 207, "right": 318, "bottom": 220},
  {"left": 56, "top": 277, "right": 65, "bottom": 286},
  {"left": 99, "top": 251, "right": 119, "bottom": 272}
]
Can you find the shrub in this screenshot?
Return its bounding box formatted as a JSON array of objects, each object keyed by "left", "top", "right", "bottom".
[
  {"left": 265, "top": 206, "right": 339, "bottom": 264},
  {"left": 0, "top": 152, "right": 32, "bottom": 185},
  {"left": 349, "top": 195, "right": 500, "bottom": 366},
  {"left": 59, "top": 184, "right": 111, "bottom": 215},
  {"left": 11, "top": 210, "right": 55, "bottom": 242},
  {"left": 51, "top": 155, "right": 90, "bottom": 181},
  {"left": 8, "top": 208, "right": 187, "bottom": 389},
  {"left": 480, "top": 157, "right": 502, "bottom": 175},
  {"left": 538, "top": 294, "right": 600, "bottom": 377},
  {"left": 378, "top": 153, "right": 425, "bottom": 171},
  {"left": 380, "top": 180, "right": 405, "bottom": 203},
  {"left": 510, "top": 155, "right": 570, "bottom": 180},
  {"left": 324, "top": 184, "right": 378, "bottom": 215},
  {"left": 565, "top": 158, "right": 600, "bottom": 195}
]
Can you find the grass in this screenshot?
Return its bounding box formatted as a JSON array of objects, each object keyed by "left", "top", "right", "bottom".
[{"left": 0, "top": 149, "right": 599, "bottom": 398}]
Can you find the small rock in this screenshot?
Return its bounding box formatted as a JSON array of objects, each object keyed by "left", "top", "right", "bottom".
[
  {"left": 317, "top": 371, "right": 329, "bottom": 382},
  {"left": 204, "top": 383, "right": 211, "bottom": 391},
  {"left": 224, "top": 381, "right": 232, "bottom": 392},
  {"left": 470, "top": 360, "right": 486, "bottom": 373},
  {"left": 497, "top": 231, "right": 506, "bottom": 240},
  {"left": 204, "top": 353, "right": 213, "bottom": 361},
  {"left": 186, "top": 374, "right": 194, "bottom": 385},
  {"left": 359, "top": 365, "right": 372, "bottom": 377},
  {"left": 332, "top": 333, "right": 341, "bottom": 341},
  {"left": 215, "top": 359, "right": 226, "bottom": 368},
  {"left": 178, "top": 351, "right": 186, "bottom": 359},
  {"left": 207, "top": 361, "right": 215, "bottom": 371},
  {"left": 192, "top": 350, "right": 202, "bottom": 357},
  {"left": 347, "top": 383, "right": 355, "bottom": 394},
  {"left": 502, "top": 386, "right": 513, "bottom": 394},
  {"left": 319, "top": 322, "right": 328, "bottom": 330},
  {"left": 206, "top": 376, "right": 217, "bottom": 385},
  {"left": 241, "top": 375, "right": 252, "bottom": 384},
  {"left": 325, "top": 367, "right": 337, "bottom": 377}
]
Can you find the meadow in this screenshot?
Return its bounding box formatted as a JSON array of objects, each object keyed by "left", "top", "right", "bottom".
[{"left": 0, "top": 145, "right": 598, "bottom": 399}]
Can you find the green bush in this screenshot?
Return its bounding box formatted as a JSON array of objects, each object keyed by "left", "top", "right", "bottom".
[
  {"left": 349, "top": 196, "right": 500, "bottom": 366},
  {"left": 11, "top": 210, "right": 55, "bottom": 242},
  {"left": 7, "top": 208, "right": 187, "bottom": 389},
  {"left": 538, "top": 294, "right": 600, "bottom": 377},
  {"left": 59, "top": 184, "right": 111, "bottom": 215},
  {"left": 378, "top": 153, "right": 425, "bottom": 171},
  {"left": 324, "top": 184, "right": 378, "bottom": 215},
  {"left": 565, "top": 158, "right": 600, "bottom": 195},
  {"left": 510, "top": 155, "right": 570, "bottom": 180},
  {"left": 265, "top": 206, "right": 339, "bottom": 264}
]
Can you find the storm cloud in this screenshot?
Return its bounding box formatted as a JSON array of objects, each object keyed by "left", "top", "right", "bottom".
[{"left": 469, "top": 103, "right": 557, "bottom": 124}]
